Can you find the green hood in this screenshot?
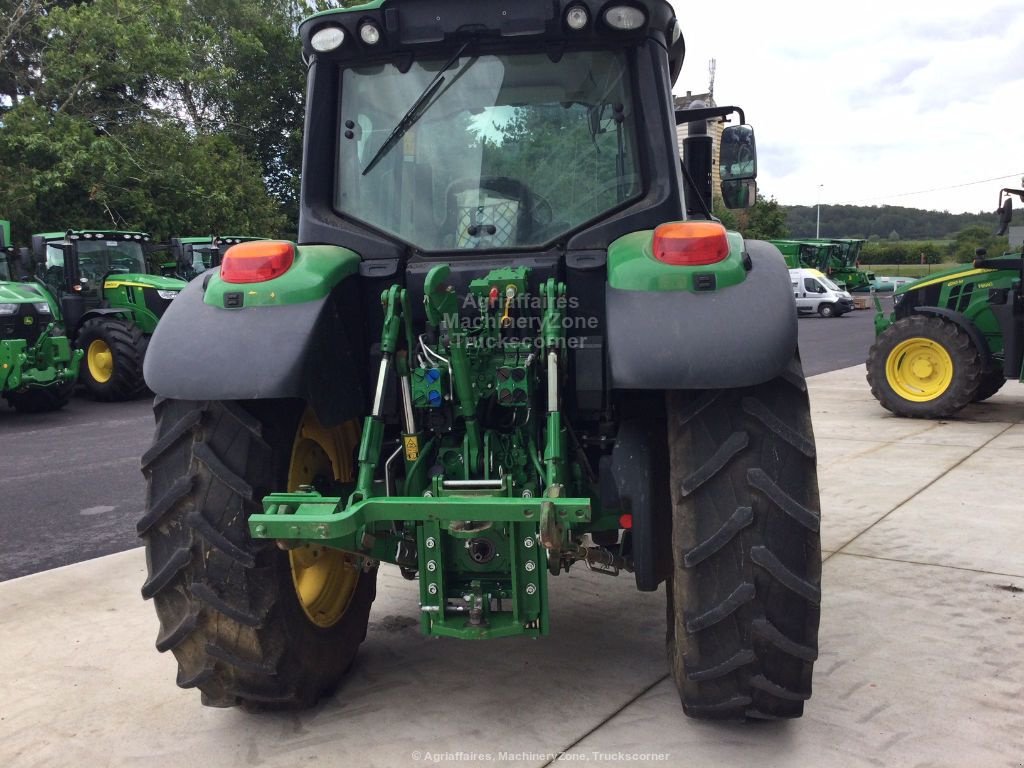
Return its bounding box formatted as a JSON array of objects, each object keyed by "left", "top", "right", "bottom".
[
  {"left": 894, "top": 264, "right": 999, "bottom": 296},
  {"left": 102, "top": 273, "right": 186, "bottom": 291},
  {"left": 0, "top": 280, "right": 53, "bottom": 304}
]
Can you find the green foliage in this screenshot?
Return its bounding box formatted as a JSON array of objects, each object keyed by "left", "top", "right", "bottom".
[
  {"left": 859, "top": 235, "right": 1007, "bottom": 265},
  {"left": 741, "top": 194, "right": 788, "bottom": 240},
  {"left": 784, "top": 203, "right": 1000, "bottom": 240},
  {"left": 0, "top": 99, "right": 286, "bottom": 238},
  {"left": 0, "top": 0, "right": 303, "bottom": 242},
  {"left": 950, "top": 225, "right": 1008, "bottom": 263},
  {"left": 712, "top": 196, "right": 739, "bottom": 231}
]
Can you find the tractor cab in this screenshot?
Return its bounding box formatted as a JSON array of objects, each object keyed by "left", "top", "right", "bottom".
[
  {"left": 28, "top": 230, "right": 186, "bottom": 400},
  {"left": 171, "top": 235, "right": 267, "bottom": 279},
  {"left": 30, "top": 230, "right": 185, "bottom": 337},
  {"left": 0, "top": 219, "right": 14, "bottom": 281}
]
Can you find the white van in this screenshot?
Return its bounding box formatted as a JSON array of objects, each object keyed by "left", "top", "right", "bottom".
[{"left": 789, "top": 268, "right": 854, "bottom": 318}]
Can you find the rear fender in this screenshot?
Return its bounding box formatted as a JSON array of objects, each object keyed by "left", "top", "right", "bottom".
[
  {"left": 143, "top": 245, "right": 367, "bottom": 426},
  {"left": 607, "top": 238, "right": 797, "bottom": 389}
]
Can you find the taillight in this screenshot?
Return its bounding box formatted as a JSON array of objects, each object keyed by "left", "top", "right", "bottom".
[
  {"left": 220, "top": 241, "right": 295, "bottom": 284},
  {"left": 652, "top": 221, "right": 730, "bottom": 266}
]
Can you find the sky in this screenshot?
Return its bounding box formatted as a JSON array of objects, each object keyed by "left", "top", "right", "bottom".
[{"left": 669, "top": 0, "right": 1024, "bottom": 214}]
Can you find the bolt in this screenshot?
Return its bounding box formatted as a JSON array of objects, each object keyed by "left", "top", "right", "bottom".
[
  {"left": 289, "top": 525, "right": 300, "bottom": 536},
  {"left": 298, "top": 484, "right": 315, "bottom": 493},
  {"left": 522, "top": 489, "right": 533, "bottom": 498},
  {"left": 426, "top": 536, "right": 436, "bottom": 549},
  {"left": 526, "top": 583, "right": 537, "bottom": 595},
  {"left": 253, "top": 524, "right": 267, "bottom": 537},
  {"left": 426, "top": 560, "right": 437, "bottom": 572},
  {"left": 525, "top": 560, "right": 536, "bottom": 572},
  {"left": 524, "top": 537, "right": 535, "bottom": 548},
  {"left": 317, "top": 525, "right": 330, "bottom": 538},
  {"left": 427, "top": 584, "right": 438, "bottom": 595}
]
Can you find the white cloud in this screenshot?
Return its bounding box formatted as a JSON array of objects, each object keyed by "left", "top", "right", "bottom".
[{"left": 669, "top": 0, "right": 1024, "bottom": 213}]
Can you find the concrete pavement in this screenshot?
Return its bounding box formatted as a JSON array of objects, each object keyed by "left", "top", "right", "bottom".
[{"left": 1, "top": 366, "right": 1022, "bottom": 768}]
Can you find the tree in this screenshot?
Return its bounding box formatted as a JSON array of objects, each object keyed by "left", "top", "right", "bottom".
[
  {"left": 742, "top": 194, "right": 788, "bottom": 240},
  {"left": 0, "top": 0, "right": 302, "bottom": 242},
  {"left": 950, "top": 225, "right": 1008, "bottom": 263}
]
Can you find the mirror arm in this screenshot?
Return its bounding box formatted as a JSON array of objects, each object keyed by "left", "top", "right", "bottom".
[{"left": 674, "top": 105, "right": 746, "bottom": 127}]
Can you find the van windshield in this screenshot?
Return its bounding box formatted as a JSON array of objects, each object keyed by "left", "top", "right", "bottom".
[
  {"left": 336, "top": 50, "right": 641, "bottom": 251},
  {"left": 820, "top": 276, "right": 842, "bottom": 292}
]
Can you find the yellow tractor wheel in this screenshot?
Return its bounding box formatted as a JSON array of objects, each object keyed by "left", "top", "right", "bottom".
[
  {"left": 867, "top": 314, "right": 982, "bottom": 418},
  {"left": 287, "top": 411, "right": 362, "bottom": 628}
]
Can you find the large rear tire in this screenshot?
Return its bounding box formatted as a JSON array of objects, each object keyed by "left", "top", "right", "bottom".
[
  {"left": 78, "top": 317, "right": 147, "bottom": 401},
  {"left": 973, "top": 367, "right": 1006, "bottom": 403},
  {"left": 866, "top": 315, "right": 982, "bottom": 418},
  {"left": 138, "top": 399, "right": 376, "bottom": 710},
  {"left": 666, "top": 357, "right": 821, "bottom": 720}
]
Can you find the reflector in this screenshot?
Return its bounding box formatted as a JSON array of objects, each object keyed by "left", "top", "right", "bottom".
[
  {"left": 221, "top": 241, "right": 295, "bottom": 284},
  {"left": 652, "top": 221, "right": 730, "bottom": 266}
]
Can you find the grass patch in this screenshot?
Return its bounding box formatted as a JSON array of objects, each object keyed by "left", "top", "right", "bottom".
[{"left": 866, "top": 262, "right": 961, "bottom": 277}]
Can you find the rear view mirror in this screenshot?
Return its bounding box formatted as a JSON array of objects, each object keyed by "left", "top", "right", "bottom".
[
  {"left": 720, "top": 124, "right": 757, "bottom": 181},
  {"left": 996, "top": 198, "right": 1012, "bottom": 236},
  {"left": 721, "top": 179, "right": 757, "bottom": 210},
  {"left": 16, "top": 247, "right": 35, "bottom": 278}
]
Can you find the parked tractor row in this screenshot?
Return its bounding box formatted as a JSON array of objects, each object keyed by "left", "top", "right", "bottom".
[{"left": 1, "top": 227, "right": 262, "bottom": 410}]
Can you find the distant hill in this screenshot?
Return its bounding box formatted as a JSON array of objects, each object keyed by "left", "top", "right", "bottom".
[{"left": 783, "top": 204, "right": 1000, "bottom": 240}]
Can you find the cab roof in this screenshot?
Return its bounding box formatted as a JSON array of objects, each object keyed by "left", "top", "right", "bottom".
[{"left": 300, "top": 0, "right": 685, "bottom": 85}]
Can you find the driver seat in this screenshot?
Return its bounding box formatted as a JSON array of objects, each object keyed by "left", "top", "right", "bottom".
[{"left": 443, "top": 176, "right": 533, "bottom": 249}]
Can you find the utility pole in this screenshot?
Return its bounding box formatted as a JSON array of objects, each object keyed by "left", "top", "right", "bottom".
[{"left": 816, "top": 184, "right": 824, "bottom": 238}]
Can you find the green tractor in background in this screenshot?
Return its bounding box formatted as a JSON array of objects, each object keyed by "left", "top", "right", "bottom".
[
  {"left": 771, "top": 239, "right": 842, "bottom": 274},
  {"left": 30, "top": 230, "right": 185, "bottom": 400},
  {"left": 867, "top": 185, "right": 1023, "bottom": 417},
  {"left": 171, "top": 235, "right": 267, "bottom": 279},
  {"left": 139, "top": 0, "right": 822, "bottom": 720},
  {"left": 1, "top": 221, "right": 82, "bottom": 412},
  {"left": 772, "top": 238, "right": 874, "bottom": 291},
  {"left": 808, "top": 238, "right": 874, "bottom": 292}
]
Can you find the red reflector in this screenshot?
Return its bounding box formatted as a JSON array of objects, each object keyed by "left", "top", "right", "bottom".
[
  {"left": 220, "top": 241, "right": 295, "bottom": 284},
  {"left": 652, "top": 221, "right": 730, "bottom": 266},
  {"left": 619, "top": 513, "right": 633, "bottom": 530}
]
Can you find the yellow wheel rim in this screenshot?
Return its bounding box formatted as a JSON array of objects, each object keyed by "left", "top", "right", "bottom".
[
  {"left": 287, "top": 410, "right": 361, "bottom": 628},
  {"left": 885, "top": 337, "right": 954, "bottom": 402},
  {"left": 87, "top": 339, "right": 114, "bottom": 384}
]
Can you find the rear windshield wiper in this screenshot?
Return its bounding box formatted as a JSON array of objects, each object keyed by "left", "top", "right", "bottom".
[{"left": 362, "top": 43, "right": 469, "bottom": 176}]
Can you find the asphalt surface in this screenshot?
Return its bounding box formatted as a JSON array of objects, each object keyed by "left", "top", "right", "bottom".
[
  {"left": 0, "top": 303, "right": 883, "bottom": 581},
  {"left": 796, "top": 297, "right": 888, "bottom": 376}
]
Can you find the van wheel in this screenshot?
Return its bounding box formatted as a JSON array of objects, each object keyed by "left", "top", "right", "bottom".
[{"left": 818, "top": 304, "right": 834, "bottom": 318}]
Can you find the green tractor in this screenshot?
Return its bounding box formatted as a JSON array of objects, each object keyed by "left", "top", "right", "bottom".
[
  {"left": 771, "top": 239, "right": 842, "bottom": 274},
  {"left": 171, "top": 235, "right": 266, "bottom": 280},
  {"left": 30, "top": 230, "right": 186, "bottom": 400},
  {"left": 807, "top": 238, "right": 874, "bottom": 292},
  {"left": 1, "top": 221, "right": 82, "bottom": 411},
  {"left": 867, "top": 186, "right": 1023, "bottom": 417},
  {"left": 139, "top": 0, "right": 822, "bottom": 720},
  {"left": 773, "top": 238, "right": 873, "bottom": 291}
]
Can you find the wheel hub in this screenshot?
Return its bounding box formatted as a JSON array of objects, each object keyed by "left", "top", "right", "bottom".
[
  {"left": 886, "top": 337, "right": 953, "bottom": 402},
  {"left": 87, "top": 339, "right": 113, "bottom": 383},
  {"left": 286, "top": 411, "right": 361, "bottom": 628}
]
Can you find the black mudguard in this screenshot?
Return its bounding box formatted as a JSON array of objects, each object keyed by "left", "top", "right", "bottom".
[
  {"left": 143, "top": 277, "right": 366, "bottom": 426},
  {"left": 606, "top": 240, "right": 797, "bottom": 389}
]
